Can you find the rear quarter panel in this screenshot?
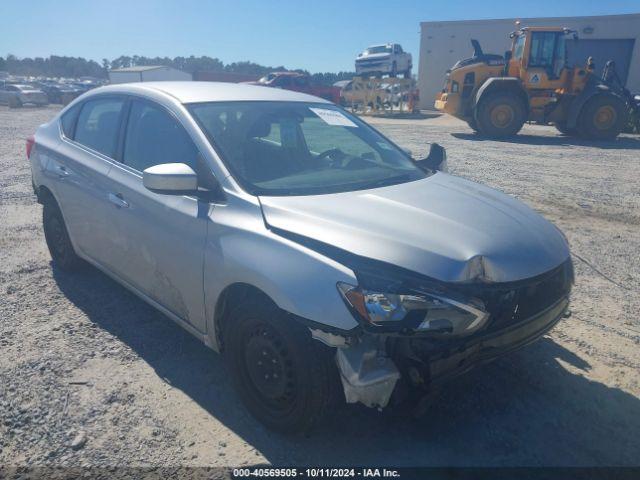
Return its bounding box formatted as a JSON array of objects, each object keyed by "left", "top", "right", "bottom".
[{"left": 30, "top": 120, "right": 63, "bottom": 196}]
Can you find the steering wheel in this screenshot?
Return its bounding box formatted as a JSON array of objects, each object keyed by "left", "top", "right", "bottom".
[{"left": 315, "top": 148, "right": 347, "bottom": 167}]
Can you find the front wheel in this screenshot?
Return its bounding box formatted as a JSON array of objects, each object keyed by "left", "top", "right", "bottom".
[
  {"left": 475, "top": 93, "right": 526, "bottom": 138},
  {"left": 223, "top": 297, "right": 337, "bottom": 433},
  {"left": 577, "top": 94, "right": 627, "bottom": 140}
]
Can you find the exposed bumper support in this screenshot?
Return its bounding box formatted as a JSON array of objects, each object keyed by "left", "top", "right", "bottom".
[{"left": 335, "top": 336, "right": 400, "bottom": 409}]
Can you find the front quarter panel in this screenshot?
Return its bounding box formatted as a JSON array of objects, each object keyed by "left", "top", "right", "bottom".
[{"left": 204, "top": 192, "right": 359, "bottom": 349}]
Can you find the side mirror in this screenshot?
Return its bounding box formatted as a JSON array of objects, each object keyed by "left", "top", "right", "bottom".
[
  {"left": 143, "top": 163, "right": 198, "bottom": 195},
  {"left": 416, "top": 143, "right": 448, "bottom": 173}
]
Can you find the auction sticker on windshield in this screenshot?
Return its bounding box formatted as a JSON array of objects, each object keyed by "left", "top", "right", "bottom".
[{"left": 310, "top": 108, "right": 357, "bottom": 127}]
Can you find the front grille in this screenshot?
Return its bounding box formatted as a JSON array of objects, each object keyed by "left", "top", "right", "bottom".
[
  {"left": 473, "top": 260, "right": 574, "bottom": 332},
  {"left": 356, "top": 60, "right": 385, "bottom": 67}
]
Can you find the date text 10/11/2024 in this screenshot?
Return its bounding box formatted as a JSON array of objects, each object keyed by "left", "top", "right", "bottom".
[{"left": 232, "top": 468, "right": 401, "bottom": 478}]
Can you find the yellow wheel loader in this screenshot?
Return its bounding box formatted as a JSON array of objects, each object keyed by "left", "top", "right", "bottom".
[{"left": 435, "top": 26, "right": 636, "bottom": 140}]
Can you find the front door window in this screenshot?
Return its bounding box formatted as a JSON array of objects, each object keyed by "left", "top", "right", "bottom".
[{"left": 529, "top": 31, "right": 564, "bottom": 79}]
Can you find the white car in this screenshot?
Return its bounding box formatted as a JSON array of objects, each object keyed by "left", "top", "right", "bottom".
[
  {"left": 0, "top": 84, "right": 49, "bottom": 107},
  {"left": 355, "top": 44, "right": 412, "bottom": 78}
]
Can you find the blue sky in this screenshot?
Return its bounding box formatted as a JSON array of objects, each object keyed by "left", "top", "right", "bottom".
[{"left": 3, "top": 0, "right": 638, "bottom": 72}]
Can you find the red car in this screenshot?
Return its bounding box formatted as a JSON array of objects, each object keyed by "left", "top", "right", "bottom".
[{"left": 252, "top": 72, "right": 341, "bottom": 104}]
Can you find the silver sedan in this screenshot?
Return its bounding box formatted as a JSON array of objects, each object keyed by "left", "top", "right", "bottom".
[
  {"left": 0, "top": 84, "right": 49, "bottom": 107},
  {"left": 28, "top": 82, "right": 573, "bottom": 432}
]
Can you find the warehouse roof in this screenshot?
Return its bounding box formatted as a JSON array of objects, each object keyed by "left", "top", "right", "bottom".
[{"left": 421, "top": 12, "right": 640, "bottom": 26}]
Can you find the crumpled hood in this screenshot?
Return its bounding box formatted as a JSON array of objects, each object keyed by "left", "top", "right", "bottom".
[{"left": 259, "top": 173, "right": 570, "bottom": 283}]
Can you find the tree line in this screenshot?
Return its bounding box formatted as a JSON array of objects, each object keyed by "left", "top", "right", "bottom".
[{"left": 0, "top": 55, "right": 355, "bottom": 85}]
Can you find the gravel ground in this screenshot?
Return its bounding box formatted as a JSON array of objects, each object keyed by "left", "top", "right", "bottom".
[{"left": 1, "top": 105, "right": 639, "bottom": 468}]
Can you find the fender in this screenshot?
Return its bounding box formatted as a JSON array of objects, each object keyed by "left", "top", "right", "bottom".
[
  {"left": 203, "top": 194, "right": 360, "bottom": 351},
  {"left": 474, "top": 77, "right": 529, "bottom": 114}
]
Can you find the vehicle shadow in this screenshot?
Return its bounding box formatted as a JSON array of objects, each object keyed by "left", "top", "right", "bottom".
[
  {"left": 52, "top": 265, "right": 640, "bottom": 467},
  {"left": 450, "top": 131, "right": 640, "bottom": 150}
]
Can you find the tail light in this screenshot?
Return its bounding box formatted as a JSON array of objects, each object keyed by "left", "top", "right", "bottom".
[{"left": 26, "top": 135, "right": 35, "bottom": 159}]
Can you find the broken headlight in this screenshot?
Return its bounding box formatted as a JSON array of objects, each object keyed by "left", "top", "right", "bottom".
[{"left": 337, "top": 281, "right": 488, "bottom": 335}]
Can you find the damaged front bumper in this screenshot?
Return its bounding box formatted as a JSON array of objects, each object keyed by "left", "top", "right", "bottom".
[
  {"left": 333, "top": 295, "right": 570, "bottom": 409},
  {"left": 336, "top": 335, "right": 400, "bottom": 408}
]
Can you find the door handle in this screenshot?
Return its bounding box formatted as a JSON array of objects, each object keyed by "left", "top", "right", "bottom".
[
  {"left": 57, "top": 165, "right": 70, "bottom": 178},
  {"left": 108, "top": 192, "right": 130, "bottom": 209}
]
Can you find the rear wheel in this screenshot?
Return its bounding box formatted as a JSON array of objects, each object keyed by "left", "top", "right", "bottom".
[
  {"left": 577, "top": 94, "right": 626, "bottom": 140},
  {"left": 223, "top": 297, "right": 337, "bottom": 433},
  {"left": 476, "top": 93, "right": 526, "bottom": 138},
  {"left": 43, "top": 198, "right": 84, "bottom": 271}
]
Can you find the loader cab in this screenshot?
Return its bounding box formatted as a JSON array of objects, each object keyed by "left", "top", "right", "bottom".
[{"left": 509, "top": 28, "right": 572, "bottom": 89}]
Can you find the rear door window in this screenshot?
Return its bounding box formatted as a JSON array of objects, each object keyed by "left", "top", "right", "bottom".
[
  {"left": 122, "top": 100, "right": 199, "bottom": 173},
  {"left": 74, "top": 98, "right": 126, "bottom": 158},
  {"left": 60, "top": 104, "right": 81, "bottom": 138}
]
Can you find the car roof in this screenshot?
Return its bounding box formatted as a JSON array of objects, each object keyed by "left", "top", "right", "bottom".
[{"left": 91, "top": 81, "right": 332, "bottom": 105}]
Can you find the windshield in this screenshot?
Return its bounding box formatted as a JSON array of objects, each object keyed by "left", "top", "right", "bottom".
[
  {"left": 188, "top": 101, "right": 427, "bottom": 196},
  {"left": 365, "top": 46, "right": 391, "bottom": 55}
]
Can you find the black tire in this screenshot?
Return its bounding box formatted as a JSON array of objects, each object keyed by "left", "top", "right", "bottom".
[
  {"left": 43, "top": 198, "right": 84, "bottom": 271},
  {"left": 577, "top": 94, "right": 627, "bottom": 141},
  {"left": 554, "top": 121, "right": 577, "bottom": 136},
  {"left": 475, "top": 92, "right": 526, "bottom": 138},
  {"left": 223, "top": 297, "right": 337, "bottom": 433}
]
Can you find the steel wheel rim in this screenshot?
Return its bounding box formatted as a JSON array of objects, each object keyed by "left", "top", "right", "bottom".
[
  {"left": 243, "top": 322, "right": 297, "bottom": 412},
  {"left": 490, "top": 104, "right": 515, "bottom": 128},
  {"left": 594, "top": 105, "right": 617, "bottom": 130}
]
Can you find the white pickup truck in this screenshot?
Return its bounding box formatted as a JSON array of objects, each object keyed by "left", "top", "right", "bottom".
[{"left": 355, "top": 43, "right": 412, "bottom": 78}]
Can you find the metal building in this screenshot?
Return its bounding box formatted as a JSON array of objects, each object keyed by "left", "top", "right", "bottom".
[
  {"left": 108, "top": 66, "right": 192, "bottom": 84},
  {"left": 418, "top": 13, "right": 640, "bottom": 110}
]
